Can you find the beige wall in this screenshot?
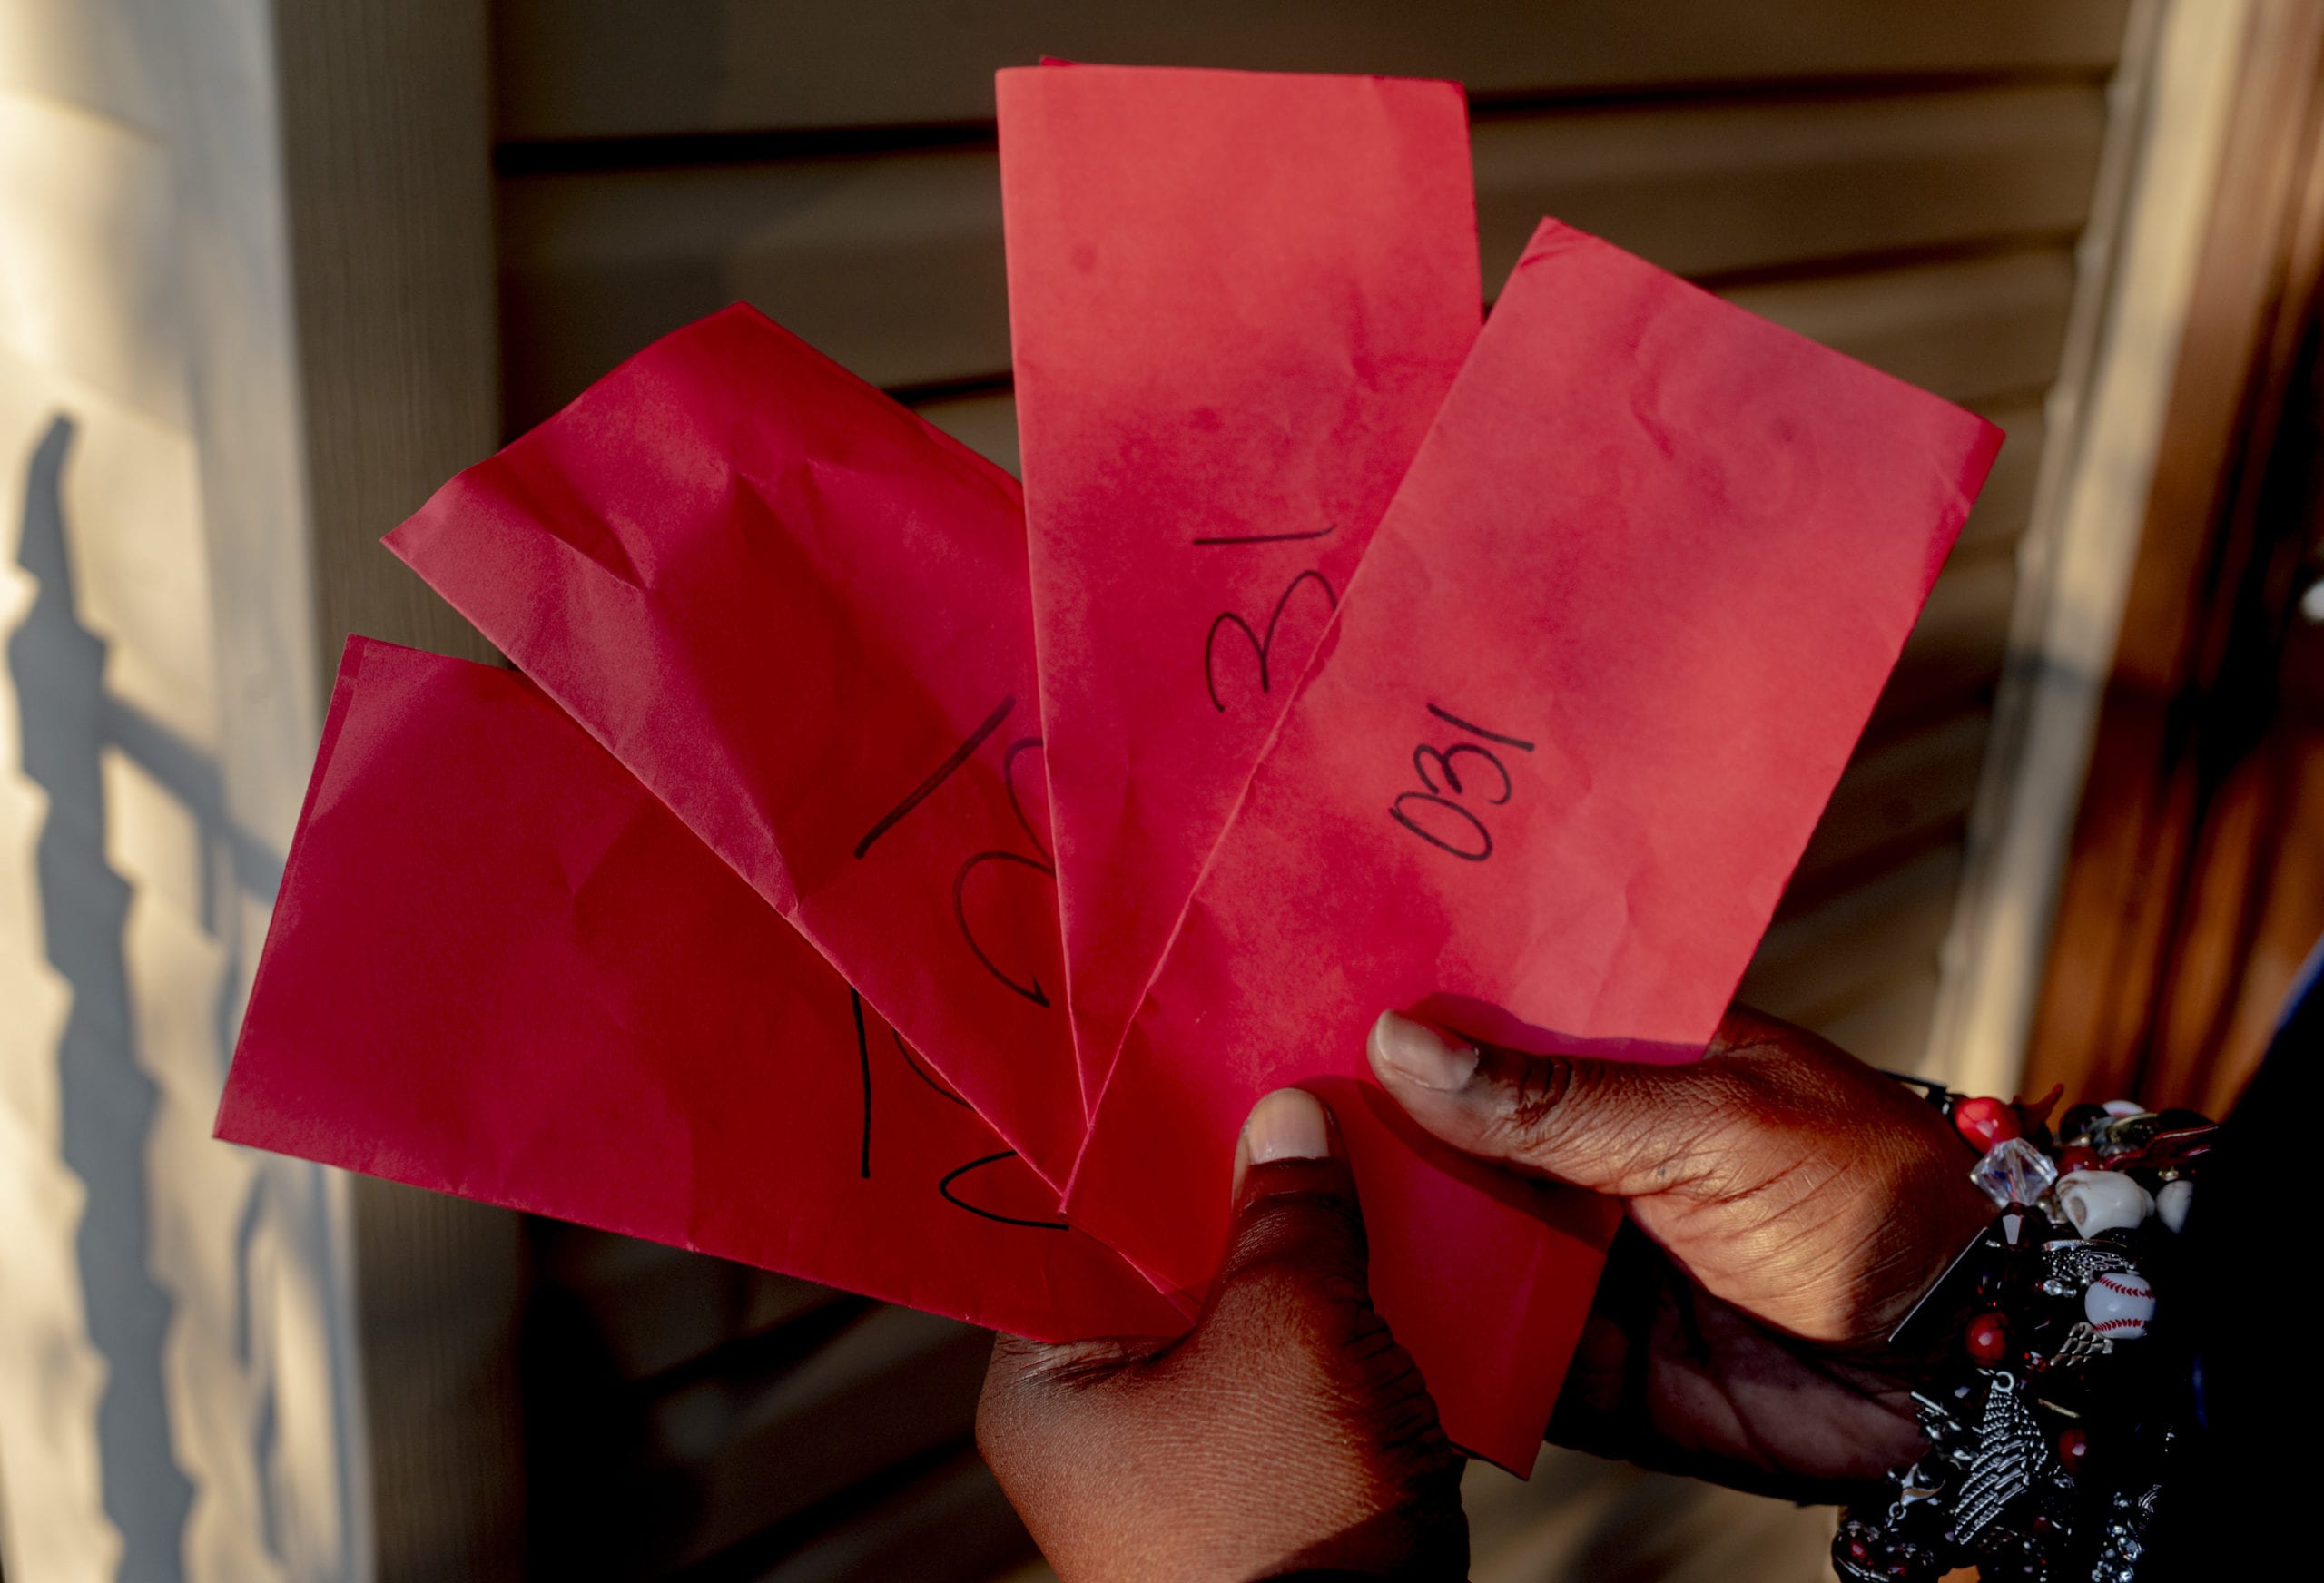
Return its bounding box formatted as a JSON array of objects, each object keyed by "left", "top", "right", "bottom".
[{"left": 0, "top": 2, "right": 364, "bottom": 1579}]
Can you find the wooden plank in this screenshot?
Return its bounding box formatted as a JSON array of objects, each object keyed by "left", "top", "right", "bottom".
[
  {"left": 1868, "top": 549, "right": 2018, "bottom": 733},
  {"left": 1723, "top": 248, "right": 2074, "bottom": 408},
  {"left": 1465, "top": 1455, "right": 1839, "bottom": 1583},
  {"left": 753, "top": 1448, "right": 1036, "bottom": 1583},
  {"left": 267, "top": 6, "right": 520, "bottom": 1581},
  {"left": 497, "top": 143, "right": 1002, "bottom": 430},
  {"left": 276, "top": 0, "right": 502, "bottom": 678},
  {"left": 1792, "top": 708, "right": 1991, "bottom": 894},
  {"left": 1745, "top": 846, "right": 1966, "bottom": 1026},
  {"left": 1475, "top": 84, "right": 2102, "bottom": 288},
  {"left": 490, "top": 0, "right": 2132, "bottom": 141},
  {"left": 913, "top": 388, "right": 1019, "bottom": 475},
  {"left": 2023, "top": 0, "right": 2324, "bottom": 1118},
  {"left": 1929, "top": 0, "right": 2254, "bottom": 1100},
  {"left": 1814, "top": 964, "right": 1945, "bottom": 1072},
  {"left": 534, "top": 1227, "right": 848, "bottom": 1384},
  {"left": 501, "top": 92, "right": 2083, "bottom": 428},
  {"left": 645, "top": 1306, "right": 991, "bottom": 1568},
  {"left": 1960, "top": 398, "right": 2046, "bottom": 553}
]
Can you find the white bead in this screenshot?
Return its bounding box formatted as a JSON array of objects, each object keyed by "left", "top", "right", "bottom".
[
  {"left": 2055, "top": 1169, "right": 2154, "bottom": 1237},
  {"left": 2084, "top": 1269, "right": 2155, "bottom": 1339},
  {"left": 2102, "top": 1099, "right": 2145, "bottom": 1116},
  {"left": 2156, "top": 1177, "right": 2194, "bottom": 1234}
]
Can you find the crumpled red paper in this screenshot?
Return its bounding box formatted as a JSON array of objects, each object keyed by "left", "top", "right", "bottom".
[
  {"left": 216, "top": 637, "right": 1180, "bottom": 1339},
  {"left": 998, "top": 63, "right": 1479, "bottom": 1110},
  {"left": 1065, "top": 221, "right": 2003, "bottom": 1469},
  {"left": 384, "top": 306, "right": 1090, "bottom": 1192}
]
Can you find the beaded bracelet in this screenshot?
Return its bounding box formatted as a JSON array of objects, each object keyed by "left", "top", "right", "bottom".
[{"left": 1832, "top": 1080, "right": 2217, "bottom": 1583}]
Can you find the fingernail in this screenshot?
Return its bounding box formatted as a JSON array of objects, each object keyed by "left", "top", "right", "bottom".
[
  {"left": 1368, "top": 1011, "right": 1479, "bottom": 1092},
  {"left": 1243, "top": 1087, "right": 1332, "bottom": 1164}
]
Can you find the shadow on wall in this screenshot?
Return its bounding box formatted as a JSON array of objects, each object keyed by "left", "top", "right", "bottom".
[{"left": 8, "top": 411, "right": 293, "bottom": 1578}]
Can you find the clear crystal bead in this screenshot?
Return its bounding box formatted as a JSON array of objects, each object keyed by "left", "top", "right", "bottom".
[{"left": 1971, "top": 1136, "right": 2057, "bottom": 1208}]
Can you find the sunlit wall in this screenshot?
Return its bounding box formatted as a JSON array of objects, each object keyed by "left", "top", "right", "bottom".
[{"left": 0, "top": 2, "right": 361, "bottom": 1578}]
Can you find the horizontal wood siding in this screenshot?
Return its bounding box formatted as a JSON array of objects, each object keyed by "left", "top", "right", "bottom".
[
  {"left": 499, "top": 89, "right": 2096, "bottom": 430},
  {"left": 492, "top": 1, "right": 2132, "bottom": 139}
]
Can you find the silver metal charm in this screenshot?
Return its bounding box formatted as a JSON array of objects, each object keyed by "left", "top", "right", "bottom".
[
  {"left": 1955, "top": 1372, "right": 2048, "bottom": 1543},
  {"left": 2090, "top": 1484, "right": 2162, "bottom": 1582},
  {"left": 2040, "top": 1237, "right": 2137, "bottom": 1296},
  {"left": 2051, "top": 1320, "right": 2116, "bottom": 1363}
]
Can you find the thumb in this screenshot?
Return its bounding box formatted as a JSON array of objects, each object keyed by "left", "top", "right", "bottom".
[
  {"left": 1209, "top": 1086, "right": 1370, "bottom": 1307},
  {"left": 1200, "top": 1087, "right": 1454, "bottom": 1493},
  {"left": 1366, "top": 1009, "right": 1728, "bottom": 1199}
]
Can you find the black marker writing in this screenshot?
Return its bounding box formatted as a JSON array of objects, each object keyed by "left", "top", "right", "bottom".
[
  {"left": 1204, "top": 569, "right": 1337, "bottom": 713},
  {"left": 1426, "top": 703, "right": 1536, "bottom": 752},
  {"left": 852, "top": 702, "right": 1057, "bottom": 1007},
  {"left": 851, "top": 988, "right": 872, "bottom": 1179},
  {"left": 954, "top": 850, "right": 1055, "bottom": 1007},
  {"left": 1390, "top": 703, "right": 1535, "bottom": 862},
  {"left": 854, "top": 694, "right": 1015, "bottom": 859},
  {"left": 849, "top": 998, "right": 1062, "bottom": 1230},
  {"left": 893, "top": 1029, "right": 970, "bottom": 1106},
  {"left": 1000, "top": 735, "right": 1052, "bottom": 866},
  {"left": 939, "top": 1151, "right": 1071, "bottom": 1231},
  {"left": 1190, "top": 525, "right": 1336, "bottom": 546}
]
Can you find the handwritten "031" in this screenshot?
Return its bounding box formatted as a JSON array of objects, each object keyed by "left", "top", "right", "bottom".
[{"left": 1390, "top": 704, "right": 1537, "bottom": 862}]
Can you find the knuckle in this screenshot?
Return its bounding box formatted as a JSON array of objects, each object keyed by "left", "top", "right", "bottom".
[
  {"left": 1225, "top": 1188, "right": 1366, "bottom": 1270},
  {"left": 1211, "top": 1200, "right": 1374, "bottom": 1342},
  {"left": 1505, "top": 1052, "right": 1579, "bottom": 1134},
  {"left": 1479, "top": 1053, "right": 1581, "bottom": 1159}
]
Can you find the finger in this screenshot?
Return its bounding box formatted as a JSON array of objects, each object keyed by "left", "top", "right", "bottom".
[
  {"left": 1366, "top": 1009, "right": 1727, "bottom": 1198},
  {"left": 1212, "top": 1086, "right": 1370, "bottom": 1303}
]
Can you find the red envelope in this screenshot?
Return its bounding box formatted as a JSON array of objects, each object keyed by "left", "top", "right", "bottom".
[
  {"left": 217, "top": 637, "right": 1180, "bottom": 1340},
  {"left": 998, "top": 64, "right": 1478, "bottom": 1106},
  {"left": 1067, "top": 222, "right": 2004, "bottom": 1469},
  {"left": 385, "top": 308, "right": 1088, "bottom": 1191}
]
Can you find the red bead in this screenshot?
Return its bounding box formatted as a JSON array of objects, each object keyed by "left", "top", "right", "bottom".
[
  {"left": 2059, "top": 1145, "right": 2101, "bottom": 1175},
  {"left": 1955, "top": 1096, "right": 2022, "bottom": 1151},
  {"left": 1965, "top": 1310, "right": 2010, "bottom": 1364},
  {"left": 2057, "top": 1426, "right": 2089, "bottom": 1474}
]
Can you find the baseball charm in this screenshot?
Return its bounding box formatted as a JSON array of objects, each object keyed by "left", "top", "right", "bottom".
[{"left": 2083, "top": 1269, "right": 2155, "bottom": 1339}]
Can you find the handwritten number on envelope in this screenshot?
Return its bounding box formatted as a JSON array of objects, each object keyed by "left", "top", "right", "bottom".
[
  {"left": 1391, "top": 704, "right": 1537, "bottom": 862},
  {"left": 852, "top": 988, "right": 1068, "bottom": 1230},
  {"left": 856, "top": 699, "right": 1058, "bottom": 1006},
  {"left": 847, "top": 710, "right": 1068, "bottom": 1228},
  {"left": 1198, "top": 526, "right": 1340, "bottom": 713},
  {"left": 940, "top": 1153, "right": 1072, "bottom": 1231}
]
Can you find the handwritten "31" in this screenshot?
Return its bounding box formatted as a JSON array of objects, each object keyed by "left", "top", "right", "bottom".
[
  {"left": 1390, "top": 704, "right": 1537, "bottom": 862},
  {"left": 1196, "top": 523, "right": 1338, "bottom": 713}
]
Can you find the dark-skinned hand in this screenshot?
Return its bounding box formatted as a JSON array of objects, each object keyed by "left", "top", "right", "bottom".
[
  {"left": 977, "top": 1087, "right": 1467, "bottom": 1582},
  {"left": 1368, "top": 1004, "right": 1994, "bottom": 1503}
]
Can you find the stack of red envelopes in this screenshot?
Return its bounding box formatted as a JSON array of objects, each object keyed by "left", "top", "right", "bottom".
[{"left": 215, "top": 63, "right": 2000, "bottom": 1472}]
